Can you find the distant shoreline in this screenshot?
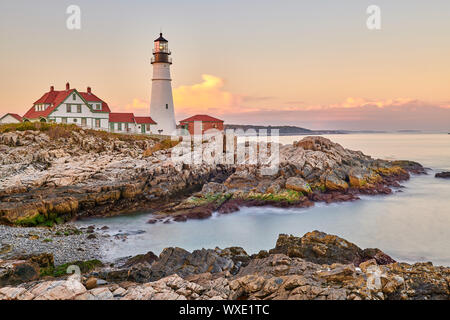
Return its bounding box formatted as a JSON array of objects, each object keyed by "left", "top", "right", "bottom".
[{"left": 224, "top": 124, "right": 447, "bottom": 136}]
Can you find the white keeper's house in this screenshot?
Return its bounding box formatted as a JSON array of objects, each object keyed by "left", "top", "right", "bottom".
[{"left": 1, "top": 83, "right": 158, "bottom": 134}]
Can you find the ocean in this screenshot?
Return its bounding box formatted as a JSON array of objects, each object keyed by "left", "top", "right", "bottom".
[{"left": 76, "top": 134, "right": 450, "bottom": 266}]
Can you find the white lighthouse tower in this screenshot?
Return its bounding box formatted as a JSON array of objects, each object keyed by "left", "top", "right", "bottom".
[{"left": 150, "top": 33, "right": 176, "bottom": 135}]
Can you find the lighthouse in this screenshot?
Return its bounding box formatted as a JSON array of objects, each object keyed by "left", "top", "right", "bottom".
[{"left": 150, "top": 33, "right": 176, "bottom": 135}]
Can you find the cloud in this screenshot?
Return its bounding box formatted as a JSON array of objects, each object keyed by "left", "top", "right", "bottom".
[
  {"left": 118, "top": 74, "right": 450, "bottom": 130},
  {"left": 222, "top": 99, "right": 450, "bottom": 131},
  {"left": 173, "top": 74, "right": 242, "bottom": 117}
]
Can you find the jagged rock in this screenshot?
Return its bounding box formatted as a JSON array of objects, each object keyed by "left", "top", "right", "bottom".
[
  {"left": 0, "top": 259, "right": 40, "bottom": 286},
  {"left": 0, "top": 231, "right": 449, "bottom": 300},
  {"left": 435, "top": 172, "right": 450, "bottom": 179},
  {"left": 324, "top": 172, "right": 349, "bottom": 191},
  {"left": 13, "top": 253, "right": 54, "bottom": 269},
  {"left": 30, "top": 274, "right": 86, "bottom": 300},
  {"left": 1, "top": 130, "right": 425, "bottom": 225},
  {"left": 120, "top": 251, "right": 158, "bottom": 268},
  {"left": 201, "top": 182, "right": 228, "bottom": 195},
  {"left": 285, "top": 177, "right": 311, "bottom": 193},
  {"left": 151, "top": 248, "right": 234, "bottom": 280},
  {"left": 269, "top": 231, "right": 395, "bottom": 266}
]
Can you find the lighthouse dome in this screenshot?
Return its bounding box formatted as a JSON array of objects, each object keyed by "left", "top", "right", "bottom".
[{"left": 154, "top": 33, "right": 168, "bottom": 42}]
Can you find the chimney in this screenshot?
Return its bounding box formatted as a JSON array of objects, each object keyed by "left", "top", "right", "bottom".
[
  {"left": 66, "top": 82, "right": 70, "bottom": 91},
  {"left": 87, "top": 87, "right": 91, "bottom": 94},
  {"left": 50, "top": 86, "right": 54, "bottom": 92}
]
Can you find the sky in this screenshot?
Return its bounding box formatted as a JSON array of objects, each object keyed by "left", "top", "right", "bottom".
[{"left": 0, "top": 0, "right": 449, "bottom": 131}]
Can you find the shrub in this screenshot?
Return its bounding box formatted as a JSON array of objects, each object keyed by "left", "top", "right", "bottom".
[
  {"left": 143, "top": 138, "right": 180, "bottom": 157},
  {"left": 40, "top": 259, "right": 103, "bottom": 278}
]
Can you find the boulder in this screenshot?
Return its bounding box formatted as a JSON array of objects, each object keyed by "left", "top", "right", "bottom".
[
  {"left": 30, "top": 274, "right": 86, "bottom": 300},
  {"left": 324, "top": 173, "right": 349, "bottom": 191},
  {"left": 269, "top": 231, "right": 395, "bottom": 266},
  {"left": 435, "top": 172, "right": 450, "bottom": 179},
  {"left": 120, "top": 251, "right": 159, "bottom": 268},
  {"left": 285, "top": 177, "right": 311, "bottom": 193},
  {"left": 85, "top": 277, "right": 98, "bottom": 290},
  {"left": 201, "top": 182, "right": 228, "bottom": 195},
  {"left": 151, "top": 248, "right": 234, "bottom": 280},
  {"left": 0, "top": 259, "right": 40, "bottom": 286}
]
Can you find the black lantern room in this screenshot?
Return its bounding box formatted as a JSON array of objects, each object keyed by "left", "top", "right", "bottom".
[{"left": 152, "top": 33, "right": 172, "bottom": 64}]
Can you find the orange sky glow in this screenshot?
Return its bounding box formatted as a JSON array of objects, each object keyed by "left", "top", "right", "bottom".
[{"left": 1, "top": 1, "right": 449, "bottom": 130}]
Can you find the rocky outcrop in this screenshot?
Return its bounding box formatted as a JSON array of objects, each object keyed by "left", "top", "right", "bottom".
[
  {"left": 0, "top": 131, "right": 425, "bottom": 225},
  {"left": 269, "top": 231, "right": 396, "bottom": 266},
  {"left": 285, "top": 177, "right": 311, "bottom": 193},
  {"left": 0, "top": 259, "right": 40, "bottom": 287},
  {"left": 166, "top": 136, "right": 425, "bottom": 218},
  {"left": 0, "top": 231, "right": 448, "bottom": 300},
  {"left": 102, "top": 247, "right": 241, "bottom": 283},
  {"left": 435, "top": 172, "right": 450, "bottom": 179},
  {"left": 0, "top": 129, "right": 234, "bottom": 225}
]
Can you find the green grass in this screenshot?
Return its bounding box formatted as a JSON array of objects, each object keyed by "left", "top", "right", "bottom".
[
  {"left": 14, "top": 213, "right": 70, "bottom": 228},
  {"left": 15, "top": 214, "right": 51, "bottom": 227},
  {"left": 0, "top": 122, "right": 159, "bottom": 143},
  {"left": 312, "top": 184, "right": 326, "bottom": 192},
  {"left": 186, "top": 193, "right": 232, "bottom": 206},
  {"left": 40, "top": 259, "right": 103, "bottom": 278},
  {"left": 243, "top": 189, "right": 303, "bottom": 203}
]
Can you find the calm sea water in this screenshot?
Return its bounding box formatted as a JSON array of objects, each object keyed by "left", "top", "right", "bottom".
[{"left": 76, "top": 134, "right": 450, "bottom": 266}]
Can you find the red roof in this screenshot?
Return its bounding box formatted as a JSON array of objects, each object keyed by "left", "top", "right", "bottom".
[
  {"left": 24, "top": 86, "right": 110, "bottom": 119},
  {"left": 1, "top": 113, "right": 23, "bottom": 122},
  {"left": 134, "top": 116, "right": 157, "bottom": 125},
  {"left": 79, "top": 92, "right": 111, "bottom": 113},
  {"left": 109, "top": 113, "right": 135, "bottom": 123},
  {"left": 25, "top": 89, "right": 74, "bottom": 119},
  {"left": 180, "top": 114, "right": 223, "bottom": 123}
]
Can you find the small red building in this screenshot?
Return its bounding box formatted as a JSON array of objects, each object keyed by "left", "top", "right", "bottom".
[{"left": 179, "top": 114, "right": 224, "bottom": 135}]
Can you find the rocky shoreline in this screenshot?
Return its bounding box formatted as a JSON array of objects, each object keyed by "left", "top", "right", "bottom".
[
  {"left": 2, "top": 125, "right": 444, "bottom": 300},
  {"left": 0, "top": 126, "right": 426, "bottom": 226},
  {"left": 0, "top": 223, "right": 105, "bottom": 266},
  {"left": 1, "top": 231, "right": 449, "bottom": 300}
]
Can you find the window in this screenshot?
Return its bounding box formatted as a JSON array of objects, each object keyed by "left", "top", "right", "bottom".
[
  {"left": 97, "top": 104, "right": 101, "bottom": 110},
  {"left": 73, "top": 94, "right": 76, "bottom": 101},
  {"left": 166, "top": 104, "right": 168, "bottom": 110},
  {"left": 146, "top": 124, "right": 150, "bottom": 131},
  {"left": 81, "top": 118, "right": 87, "bottom": 126},
  {"left": 95, "top": 119, "right": 101, "bottom": 128},
  {"left": 73, "top": 119, "right": 78, "bottom": 123},
  {"left": 118, "top": 123, "right": 122, "bottom": 131},
  {"left": 125, "top": 123, "right": 129, "bottom": 131},
  {"left": 110, "top": 123, "right": 114, "bottom": 131},
  {"left": 61, "top": 118, "right": 67, "bottom": 124},
  {"left": 77, "top": 105, "right": 82, "bottom": 113},
  {"left": 66, "top": 104, "right": 71, "bottom": 113}
]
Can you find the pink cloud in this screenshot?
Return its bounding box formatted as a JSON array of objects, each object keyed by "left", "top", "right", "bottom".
[{"left": 119, "top": 74, "right": 450, "bottom": 130}]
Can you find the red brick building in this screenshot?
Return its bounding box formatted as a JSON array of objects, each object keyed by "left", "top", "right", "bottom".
[{"left": 179, "top": 115, "right": 224, "bottom": 135}]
